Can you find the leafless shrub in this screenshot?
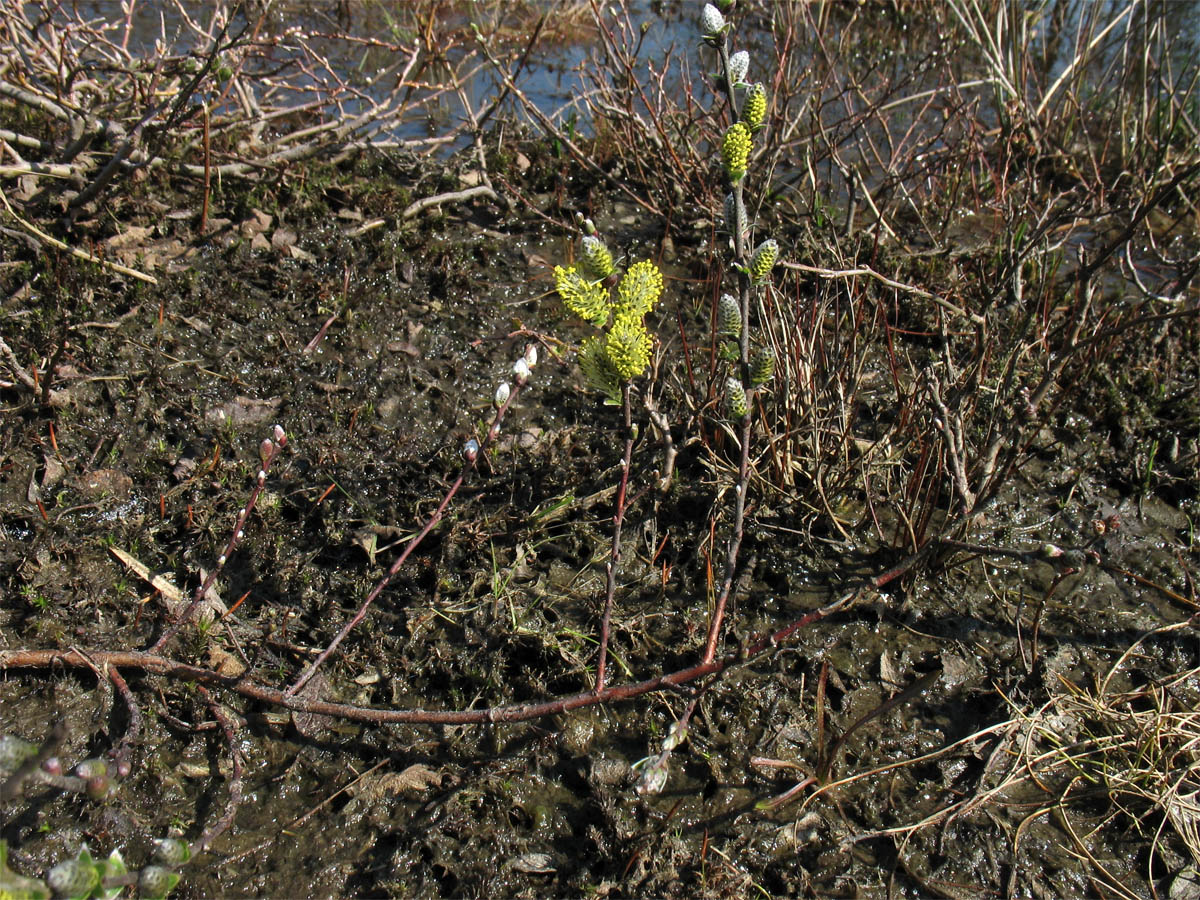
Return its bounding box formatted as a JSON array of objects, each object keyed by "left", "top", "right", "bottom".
[{"left": 0, "top": 1, "right": 555, "bottom": 212}]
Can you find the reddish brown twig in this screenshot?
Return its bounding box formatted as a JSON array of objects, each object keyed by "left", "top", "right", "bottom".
[{"left": 0, "top": 590, "right": 857, "bottom": 728}]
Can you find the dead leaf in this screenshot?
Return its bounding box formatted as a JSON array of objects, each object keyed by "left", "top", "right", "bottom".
[
  {"left": 41, "top": 454, "right": 66, "bottom": 489},
  {"left": 353, "top": 765, "right": 445, "bottom": 803},
  {"left": 291, "top": 670, "right": 335, "bottom": 739},
  {"left": 271, "top": 228, "right": 297, "bottom": 250},
  {"left": 178, "top": 316, "right": 212, "bottom": 335},
  {"left": 71, "top": 468, "right": 133, "bottom": 498},
  {"left": 204, "top": 395, "right": 282, "bottom": 427},
  {"left": 25, "top": 469, "right": 41, "bottom": 506},
  {"left": 105, "top": 225, "right": 154, "bottom": 250},
  {"left": 15, "top": 174, "right": 38, "bottom": 202},
  {"left": 386, "top": 340, "right": 420, "bottom": 357},
  {"left": 508, "top": 853, "right": 555, "bottom": 874},
  {"left": 879, "top": 648, "right": 902, "bottom": 689},
  {"left": 208, "top": 645, "right": 246, "bottom": 677},
  {"left": 352, "top": 525, "right": 411, "bottom": 565},
  {"left": 108, "top": 546, "right": 185, "bottom": 603},
  {"left": 240, "top": 208, "right": 273, "bottom": 237}
]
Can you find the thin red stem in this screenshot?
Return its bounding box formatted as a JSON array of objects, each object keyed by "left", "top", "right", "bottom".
[{"left": 595, "top": 382, "right": 634, "bottom": 692}]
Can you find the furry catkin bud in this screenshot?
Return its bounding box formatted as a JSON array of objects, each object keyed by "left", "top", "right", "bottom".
[
  {"left": 273, "top": 424, "right": 287, "bottom": 444},
  {"left": 724, "top": 192, "right": 746, "bottom": 242},
  {"left": 661, "top": 720, "right": 688, "bottom": 752},
  {"left": 259, "top": 439, "right": 275, "bottom": 465},
  {"left": 494, "top": 382, "right": 511, "bottom": 409},
  {"left": 725, "top": 377, "right": 749, "bottom": 420},
  {"left": 727, "top": 50, "right": 749, "bottom": 85},
  {"left": 47, "top": 857, "right": 99, "bottom": 898},
  {"left": 749, "top": 239, "right": 779, "bottom": 283},
  {"left": 461, "top": 439, "right": 480, "bottom": 462},
  {"left": 750, "top": 347, "right": 776, "bottom": 386},
  {"left": 717, "top": 294, "right": 742, "bottom": 338},
  {"left": 742, "top": 82, "right": 767, "bottom": 131},
  {"left": 580, "top": 235, "right": 615, "bottom": 282},
  {"left": 512, "top": 358, "right": 531, "bottom": 384},
  {"left": 700, "top": 3, "right": 725, "bottom": 39},
  {"left": 721, "top": 123, "right": 752, "bottom": 183},
  {"left": 523, "top": 345, "right": 538, "bottom": 368}
]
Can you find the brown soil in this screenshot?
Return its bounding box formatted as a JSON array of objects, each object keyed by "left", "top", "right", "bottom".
[{"left": 2, "top": 137, "right": 1198, "bottom": 899}]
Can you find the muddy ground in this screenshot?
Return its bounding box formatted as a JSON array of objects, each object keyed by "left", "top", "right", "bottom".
[{"left": 1, "top": 131, "right": 1199, "bottom": 900}]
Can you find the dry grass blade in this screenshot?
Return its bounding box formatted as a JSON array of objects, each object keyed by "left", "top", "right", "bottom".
[{"left": 1009, "top": 624, "right": 1200, "bottom": 882}]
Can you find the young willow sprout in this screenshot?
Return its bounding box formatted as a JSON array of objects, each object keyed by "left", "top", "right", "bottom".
[
  {"left": 139, "top": 865, "right": 181, "bottom": 899},
  {"left": 152, "top": 839, "right": 191, "bottom": 867},
  {"left": 0, "top": 735, "right": 37, "bottom": 772},
  {"left": 700, "top": 3, "right": 726, "bottom": 42},
  {"left": 46, "top": 849, "right": 111, "bottom": 899}
]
